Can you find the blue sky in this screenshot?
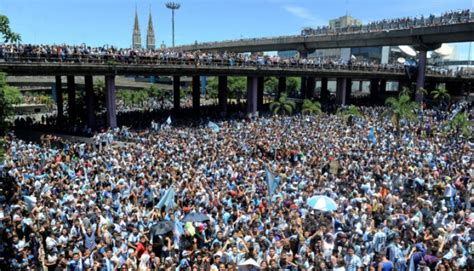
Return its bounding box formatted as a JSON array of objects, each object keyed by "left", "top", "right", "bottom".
[{"left": 1, "top": 0, "right": 473, "bottom": 59}]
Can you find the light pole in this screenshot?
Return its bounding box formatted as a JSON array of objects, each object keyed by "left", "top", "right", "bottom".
[{"left": 166, "top": 2, "right": 180, "bottom": 48}]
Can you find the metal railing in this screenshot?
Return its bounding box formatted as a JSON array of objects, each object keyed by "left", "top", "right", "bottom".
[{"left": 0, "top": 55, "right": 471, "bottom": 77}]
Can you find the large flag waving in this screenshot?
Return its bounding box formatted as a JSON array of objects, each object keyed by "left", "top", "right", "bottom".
[
  {"left": 265, "top": 167, "right": 280, "bottom": 202},
  {"left": 156, "top": 187, "right": 176, "bottom": 211},
  {"left": 368, "top": 127, "right": 376, "bottom": 144},
  {"left": 208, "top": 121, "right": 220, "bottom": 133}
]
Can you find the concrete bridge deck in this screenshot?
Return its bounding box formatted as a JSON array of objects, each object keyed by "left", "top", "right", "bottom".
[
  {"left": 174, "top": 22, "right": 474, "bottom": 52},
  {"left": 0, "top": 63, "right": 470, "bottom": 83}
]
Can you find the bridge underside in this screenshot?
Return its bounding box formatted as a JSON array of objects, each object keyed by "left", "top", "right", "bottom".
[
  {"left": 0, "top": 63, "right": 469, "bottom": 83},
  {"left": 3, "top": 63, "right": 471, "bottom": 130}
]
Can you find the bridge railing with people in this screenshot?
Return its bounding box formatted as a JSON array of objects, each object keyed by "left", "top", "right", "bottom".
[
  {"left": 175, "top": 9, "right": 472, "bottom": 48},
  {"left": 1, "top": 53, "right": 472, "bottom": 77}
]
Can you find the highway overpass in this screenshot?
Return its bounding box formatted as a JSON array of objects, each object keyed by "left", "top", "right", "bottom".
[
  {"left": 173, "top": 22, "right": 474, "bottom": 53},
  {"left": 0, "top": 62, "right": 470, "bottom": 130}
]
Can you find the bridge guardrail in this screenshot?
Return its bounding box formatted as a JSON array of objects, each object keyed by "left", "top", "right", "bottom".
[{"left": 1, "top": 55, "right": 470, "bottom": 77}]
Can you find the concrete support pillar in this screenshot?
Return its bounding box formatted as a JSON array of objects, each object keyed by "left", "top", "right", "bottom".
[
  {"left": 300, "top": 77, "right": 308, "bottom": 99},
  {"left": 370, "top": 79, "right": 379, "bottom": 103},
  {"left": 298, "top": 50, "right": 309, "bottom": 59},
  {"left": 320, "top": 77, "right": 329, "bottom": 103},
  {"left": 247, "top": 76, "right": 258, "bottom": 116},
  {"left": 257, "top": 77, "right": 264, "bottom": 110},
  {"left": 336, "top": 78, "right": 347, "bottom": 105},
  {"left": 173, "top": 75, "right": 180, "bottom": 110},
  {"left": 218, "top": 76, "right": 228, "bottom": 117},
  {"left": 307, "top": 77, "right": 316, "bottom": 99},
  {"left": 67, "top": 76, "right": 76, "bottom": 123},
  {"left": 192, "top": 75, "right": 200, "bottom": 114},
  {"left": 380, "top": 79, "right": 387, "bottom": 95},
  {"left": 345, "top": 78, "right": 352, "bottom": 105},
  {"left": 105, "top": 75, "right": 117, "bottom": 128},
  {"left": 278, "top": 77, "right": 286, "bottom": 97},
  {"left": 416, "top": 50, "right": 427, "bottom": 103},
  {"left": 55, "top": 76, "right": 63, "bottom": 122},
  {"left": 84, "top": 75, "right": 95, "bottom": 129}
]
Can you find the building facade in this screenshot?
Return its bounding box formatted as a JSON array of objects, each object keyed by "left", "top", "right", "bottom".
[{"left": 329, "top": 15, "right": 362, "bottom": 30}]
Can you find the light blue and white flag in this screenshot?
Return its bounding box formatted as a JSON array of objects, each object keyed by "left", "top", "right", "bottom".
[
  {"left": 156, "top": 187, "right": 176, "bottom": 211},
  {"left": 265, "top": 167, "right": 280, "bottom": 202},
  {"left": 23, "top": 195, "right": 37, "bottom": 212},
  {"left": 368, "top": 127, "right": 376, "bottom": 144},
  {"left": 208, "top": 121, "right": 220, "bottom": 133}
]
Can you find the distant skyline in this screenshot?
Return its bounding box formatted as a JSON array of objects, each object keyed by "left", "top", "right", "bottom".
[{"left": 0, "top": 0, "right": 473, "bottom": 59}]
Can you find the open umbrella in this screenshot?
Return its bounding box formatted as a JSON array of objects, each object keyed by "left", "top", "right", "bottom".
[
  {"left": 182, "top": 212, "right": 210, "bottom": 223},
  {"left": 151, "top": 221, "right": 175, "bottom": 235},
  {"left": 307, "top": 195, "right": 338, "bottom": 212}
]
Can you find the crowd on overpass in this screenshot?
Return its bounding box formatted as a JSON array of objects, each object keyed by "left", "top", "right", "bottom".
[
  {"left": 301, "top": 9, "right": 471, "bottom": 36},
  {"left": 0, "top": 101, "right": 473, "bottom": 270},
  {"left": 0, "top": 44, "right": 470, "bottom": 78}
]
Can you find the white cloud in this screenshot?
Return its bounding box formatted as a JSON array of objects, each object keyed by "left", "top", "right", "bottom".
[{"left": 283, "top": 5, "right": 323, "bottom": 26}]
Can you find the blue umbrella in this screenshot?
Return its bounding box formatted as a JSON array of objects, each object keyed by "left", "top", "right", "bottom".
[
  {"left": 307, "top": 195, "right": 338, "bottom": 212},
  {"left": 182, "top": 212, "right": 210, "bottom": 223}
]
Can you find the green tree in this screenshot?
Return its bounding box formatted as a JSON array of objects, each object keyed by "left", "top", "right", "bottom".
[
  {"left": 0, "top": 15, "right": 21, "bottom": 43},
  {"left": 269, "top": 92, "right": 295, "bottom": 115},
  {"left": 286, "top": 77, "right": 300, "bottom": 96},
  {"left": 0, "top": 73, "right": 21, "bottom": 136},
  {"left": 337, "top": 105, "right": 362, "bottom": 126},
  {"left": 228, "top": 77, "right": 246, "bottom": 103},
  {"left": 148, "top": 85, "right": 169, "bottom": 110},
  {"left": 301, "top": 99, "right": 321, "bottom": 115},
  {"left": 92, "top": 80, "right": 106, "bottom": 114},
  {"left": 399, "top": 86, "right": 412, "bottom": 97},
  {"left": 415, "top": 87, "right": 428, "bottom": 104},
  {"left": 264, "top": 77, "right": 278, "bottom": 97},
  {"left": 38, "top": 95, "right": 55, "bottom": 109},
  {"left": 385, "top": 94, "right": 419, "bottom": 132},
  {"left": 431, "top": 86, "right": 450, "bottom": 108},
  {"left": 447, "top": 112, "right": 472, "bottom": 137}
]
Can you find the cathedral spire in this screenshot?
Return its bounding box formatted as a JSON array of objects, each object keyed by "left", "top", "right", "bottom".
[
  {"left": 146, "top": 7, "right": 156, "bottom": 50},
  {"left": 132, "top": 7, "right": 142, "bottom": 49}
]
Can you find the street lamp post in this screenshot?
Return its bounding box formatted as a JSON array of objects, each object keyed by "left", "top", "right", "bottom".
[{"left": 165, "top": 2, "right": 180, "bottom": 48}]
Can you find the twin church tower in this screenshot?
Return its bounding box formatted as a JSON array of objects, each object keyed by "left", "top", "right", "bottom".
[{"left": 132, "top": 8, "right": 155, "bottom": 50}]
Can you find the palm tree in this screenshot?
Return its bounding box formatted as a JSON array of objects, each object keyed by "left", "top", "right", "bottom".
[
  {"left": 448, "top": 112, "right": 472, "bottom": 137},
  {"left": 301, "top": 99, "right": 322, "bottom": 115},
  {"left": 415, "top": 87, "right": 428, "bottom": 104},
  {"left": 337, "top": 105, "right": 362, "bottom": 126},
  {"left": 385, "top": 94, "right": 419, "bottom": 132},
  {"left": 269, "top": 92, "right": 295, "bottom": 115},
  {"left": 431, "top": 86, "right": 450, "bottom": 108},
  {"left": 399, "top": 86, "right": 412, "bottom": 97}
]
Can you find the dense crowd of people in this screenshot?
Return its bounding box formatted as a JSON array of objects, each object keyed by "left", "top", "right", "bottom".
[
  {"left": 301, "top": 9, "right": 471, "bottom": 36},
  {"left": 1, "top": 43, "right": 470, "bottom": 79},
  {"left": 0, "top": 100, "right": 473, "bottom": 270}
]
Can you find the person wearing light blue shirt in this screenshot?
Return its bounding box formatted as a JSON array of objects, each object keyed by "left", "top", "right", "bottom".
[{"left": 344, "top": 247, "right": 363, "bottom": 271}]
